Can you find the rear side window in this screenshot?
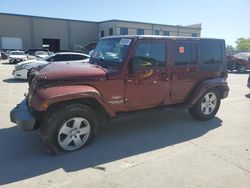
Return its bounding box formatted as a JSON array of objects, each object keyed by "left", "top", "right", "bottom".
[
  {"left": 200, "top": 41, "right": 222, "bottom": 64},
  {"left": 134, "top": 42, "right": 166, "bottom": 67},
  {"left": 71, "top": 54, "right": 85, "bottom": 60},
  {"left": 174, "top": 42, "right": 197, "bottom": 66},
  {"left": 53, "top": 54, "right": 71, "bottom": 61}
]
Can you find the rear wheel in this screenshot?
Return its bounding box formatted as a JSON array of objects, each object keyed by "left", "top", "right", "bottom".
[
  {"left": 189, "top": 89, "right": 221, "bottom": 121},
  {"left": 40, "top": 103, "right": 98, "bottom": 154},
  {"left": 237, "top": 64, "right": 247, "bottom": 73}
]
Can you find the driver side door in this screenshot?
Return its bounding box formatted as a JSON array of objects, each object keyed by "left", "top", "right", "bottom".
[{"left": 124, "top": 40, "right": 170, "bottom": 109}]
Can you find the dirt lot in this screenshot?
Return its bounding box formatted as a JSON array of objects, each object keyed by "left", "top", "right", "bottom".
[{"left": 0, "top": 60, "right": 250, "bottom": 188}]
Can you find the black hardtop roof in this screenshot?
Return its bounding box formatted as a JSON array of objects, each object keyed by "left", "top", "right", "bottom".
[{"left": 102, "top": 35, "right": 224, "bottom": 42}]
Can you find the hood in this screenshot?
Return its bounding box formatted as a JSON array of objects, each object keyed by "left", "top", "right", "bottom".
[
  {"left": 15, "top": 60, "right": 48, "bottom": 69},
  {"left": 16, "top": 59, "right": 38, "bottom": 66},
  {"left": 37, "top": 62, "right": 107, "bottom": 81},
  {"left": 9, "top": 55, "right": 27, "bottom": 59}
]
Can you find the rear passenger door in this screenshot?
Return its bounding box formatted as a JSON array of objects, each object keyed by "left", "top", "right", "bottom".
[{"left": 170, "top": 40, "right": 199, "bottom": 103}]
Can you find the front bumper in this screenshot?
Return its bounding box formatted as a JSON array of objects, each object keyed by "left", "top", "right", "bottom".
[
  {"left": 12, "top": 69, "right": 28, "bottom": 79},
  {"left": 10, "top": 99, "right": 36, "bottom": 131}
]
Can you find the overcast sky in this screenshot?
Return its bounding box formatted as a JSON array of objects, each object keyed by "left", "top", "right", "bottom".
[{"left": 0, "top": 0, "right": 249, "bottom": 46}]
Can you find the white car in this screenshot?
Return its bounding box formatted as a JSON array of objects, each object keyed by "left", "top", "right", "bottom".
[
  {"left": 8, "top": 51, "right": 27, "bottom": 64},
  {"left": 13, "top": 52, "right": 90, "bottom": 79},
  {"left": 34, "top": 51, "right": 50, "bottom": 59}
]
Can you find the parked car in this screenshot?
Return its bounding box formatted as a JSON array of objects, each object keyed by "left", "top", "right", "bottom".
[
  {"left": 227, "top": 52, "right": 250, "bottom": 73},
  {"left": 25, "top": 49, "right": 50, "bottom": 59},
  {"left": 8, "top": 51, "right": 27, "bottom": 64},
  {"left": 13, "top": 52, "right": 90, "bottom": 79},
  {"left": 1, "top": 51, "right": 8, "bottom": 60},
  {"left": 10, "top": 35, "right": 229, "bottom": 154},
  {"left": 34, "top": 51, "right": 49, "bottom": 59}
]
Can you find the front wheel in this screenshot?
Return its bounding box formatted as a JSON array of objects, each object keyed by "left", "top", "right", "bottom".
[
  {"left": 40, "top": 103, "right": 98, "bottom": 154},
  {"left": 189, "top": 89, "right": 221, "bottom": 121}
]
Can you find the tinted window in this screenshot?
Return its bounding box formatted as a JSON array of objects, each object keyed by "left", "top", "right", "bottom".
[
  {"left": 137, "top": 29, "right": 144, "bottom": 35},
  {"left": 174, "top": 42, "right": 197, "bottom": 66},
  {"left": 120, "top": 28, "right": 128, "bottom": 35},
  {"left": 200, "top": 41, "right": 222, "bottom": 64},
  {"left": 52, "top": 54, "right": 71, "bottom": 61},
  {"left": 134, "top": 42, "right": 166, "bottom": 68},
  {"left": 71, "top": 54, "right": 85, "bottom": 60}
]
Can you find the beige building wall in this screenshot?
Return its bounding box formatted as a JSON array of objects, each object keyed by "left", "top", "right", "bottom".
[
  {"left": 0, "top": 13, "right": 201, "bottom": 51},
  {"left": 0, "top": 14, "right": 33, "bottom": 49},
  {"left": 68, "top": 21, "right": 98, "bottom": 49},
  {"left": 32, "top": 18, "right": 69, "bottom": 49},
  {"left": 0, "top": 13, "right": 99, "bottom": 50},
  {"left": 100, "top": 20, "right": 201, "bottom": 37}
]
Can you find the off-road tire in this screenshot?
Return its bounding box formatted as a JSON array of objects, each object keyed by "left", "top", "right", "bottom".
[
  {"left": 40, "top": 103, "right": 98, "bottom": 155},
  {"left": 189, "top": 88, "right": 221, "bottom": 121}
]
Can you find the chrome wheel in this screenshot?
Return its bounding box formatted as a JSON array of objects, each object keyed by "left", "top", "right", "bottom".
[
  {"left": 238, "top": 65, "right": 247, "bottom": 73},
  {"left": 201, "top": 92, "right": 217, "bottom": 115},
  {"left": 58, "top": 117, "right": 91, "bottom": 151}
]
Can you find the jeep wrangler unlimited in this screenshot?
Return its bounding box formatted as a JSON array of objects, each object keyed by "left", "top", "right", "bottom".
[{"left": 10, "top": 36, "right": 229, "bottom": 154}]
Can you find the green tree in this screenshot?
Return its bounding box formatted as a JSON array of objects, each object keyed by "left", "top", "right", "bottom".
[
  {"left": 226, "top": 45, "right": 235, "bottom": 55},
  {"left": 236, "top": 38, "right": 250, "bottom": 51}
]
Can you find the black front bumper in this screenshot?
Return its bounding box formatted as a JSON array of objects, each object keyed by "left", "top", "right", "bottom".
[{"left": 10, "top": 99, "right": 36, "bottom": 131}]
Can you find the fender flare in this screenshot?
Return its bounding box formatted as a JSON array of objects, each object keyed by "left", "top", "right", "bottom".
[
  {"left": 188, "top": 78, "right": 229, "bottom": 107},
  {"left": 30, "top": 85, "right": 116, "bottom": 117}
]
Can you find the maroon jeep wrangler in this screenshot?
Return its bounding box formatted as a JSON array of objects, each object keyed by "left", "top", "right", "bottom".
[{"left": 10, "top": 36, "right": 229, "bottom": 154}]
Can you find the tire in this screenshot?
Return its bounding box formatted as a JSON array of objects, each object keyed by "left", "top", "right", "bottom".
[
  {"left": 189, "top": 88, "right": 221, "bottom": 121},
  {"left": 237, "top": 64, "right": 247, "bottom": 73},
  {"left": 40, "top": 103, "right": 98, "bottom": 155}
]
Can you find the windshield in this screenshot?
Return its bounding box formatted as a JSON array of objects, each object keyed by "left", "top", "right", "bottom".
[
  {"left": 35, "top": 51, "right": 48, "bottom": 56},
  {"left": 10, "top": 51, "right": 25, "bottom": 55},
  {"left": 91, "top": 38, "right": 132, "bottom": 64},
  {"left": 43, "top": 54, "right": 55, "bottom": 61},
  {"left": 234, "top": 52, "right": 250, "bottom": 60}
]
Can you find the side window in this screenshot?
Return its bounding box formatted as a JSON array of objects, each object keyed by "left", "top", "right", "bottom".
[
  {"left": 71, "top": 54, "right": 85, "bottom": 60},
  {"left": 200, "top": 41, "right": 222, "bottom": 64},
  {"left": 133, "top": 42, "right": 166, "bottom": 69},
  {"left": 174, "top": 42, "right": 197, "bottom": 66},
  {"left": 53, "top": 54, "right": 71, "bottom": 61}
]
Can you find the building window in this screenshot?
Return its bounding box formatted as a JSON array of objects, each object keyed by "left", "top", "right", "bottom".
[
  {"left": 109, "top": 28, "right": 113, "bottom": 36},
  {"left": 137, "top": 28, "right": 144, "bottom": 35},
  {"left": 120, "top": 27, "right": 128, "bottom": 35},
  {"left": 163, "top": 31, "right": 170, "bottom": 36},
  {"left": 192, "top": 33, "right": 198, "bottom": 37},
  {"left": 100, "top": 30, "right": 105, "bottom": 38},
  {"left": 154, "top": 30, "right": 160, "bottom": 35}
]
